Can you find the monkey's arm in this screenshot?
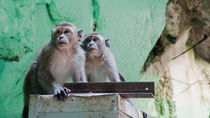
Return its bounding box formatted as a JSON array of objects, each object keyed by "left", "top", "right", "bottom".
[
  {"left": 37, "top": 70, "right": 71, "bottom": 100},
  {"left": 36, "top": 46, "right": 63, "bottom": 94},
  {"left": 105, "top": 63, "right": 121, "bottom": 82},
  {"left": 104, "top": 52, "right": 121, "bottom": 82},
  {"left": 73, "top": 53, "right": 87, "bottom": 82},
  {"left": 73, "top": 68, "right": 87, "bottom": 82}
]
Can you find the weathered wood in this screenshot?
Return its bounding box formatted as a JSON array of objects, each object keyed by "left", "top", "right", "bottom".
[
  {"left": 29, "top": 94, "right": 144, "bottom": 118},
  {"left": 64, "top": 82, "right": 154, "bottom": 98}
]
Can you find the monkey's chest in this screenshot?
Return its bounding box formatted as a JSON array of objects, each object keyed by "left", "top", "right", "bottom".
[
  {"left": 87, "top": 68, "right": 111, "bottom": 82},
  {"left": 50, "top": 56, "right": 73, "bottom": 84}
]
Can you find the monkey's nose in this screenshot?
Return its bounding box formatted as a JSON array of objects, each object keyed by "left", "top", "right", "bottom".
[{"left": 59, "top": 36, "right": 64, "bottom": 40}]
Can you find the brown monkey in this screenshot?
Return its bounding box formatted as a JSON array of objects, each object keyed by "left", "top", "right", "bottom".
[
  {"left": 82, "top": 32, "right": 124, "bottom": 82},
  {"left": 22, "top": 22, "right": 87, "bottom": 118}
]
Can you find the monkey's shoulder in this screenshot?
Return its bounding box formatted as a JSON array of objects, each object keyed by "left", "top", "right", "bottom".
[
  {"left": 102, "top": 51, "right": 117, "bottom": 64},
  {"left": 24, "top": 62, "right": 37, "bottom": 80},
  {"left": 35, "top": 43, "right": 54, "bottom": 61},
  {"left": 103, "top": 49, "right": 115, "bottom": 58},
  {"left": 74, "top": 47, "right": 85, "bottom": 58}
]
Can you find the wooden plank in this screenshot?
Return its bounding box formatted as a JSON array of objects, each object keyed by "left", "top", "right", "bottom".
[{"left": 64, "top": 82, "right": 154, "bottom": 98}]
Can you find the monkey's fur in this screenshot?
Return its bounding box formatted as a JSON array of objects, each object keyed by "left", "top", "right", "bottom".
[
  {"left": 82, "top": 32, "right": 123, "bottom": 82},
  {"left": 22, "top": 22, "right": 87, "bottom": 118}
]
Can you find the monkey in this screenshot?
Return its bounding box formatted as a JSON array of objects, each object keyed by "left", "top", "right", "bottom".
[
  {"left": 82, "top": 32, "right": 147, "bottom": 118},
  {"left": 82, "top": 32, "right": 137, "bottom": 107},
  {"left": 22, "top": 22, "right": 87, "bottom": 118},
  {"left": 82, "top": 32, "right": 125, "bottom": 82}
]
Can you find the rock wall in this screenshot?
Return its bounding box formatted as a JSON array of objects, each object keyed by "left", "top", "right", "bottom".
[{"left": 142, "top": 0, "right": 210, "bottom": 117}]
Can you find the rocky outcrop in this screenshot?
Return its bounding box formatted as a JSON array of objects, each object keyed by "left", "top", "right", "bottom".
[{"left": 142, "top": 0, "right": 210, "bottom": 118}]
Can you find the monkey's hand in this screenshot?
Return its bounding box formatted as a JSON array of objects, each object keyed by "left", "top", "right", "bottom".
[
  {"left": 55, "top": 87, "right": 71, "bottom": 101},
  {"left": 79, "top": 80, "right": 88, "bottom": 82}
]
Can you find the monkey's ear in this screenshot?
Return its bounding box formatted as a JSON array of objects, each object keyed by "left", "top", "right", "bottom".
[
  {"left": 51, "top": 30, "right": 54, "bottom": 37},
  {"left": 105, "top": 39, "right": 110, "bottom": 48},
  {"left": 77, "top": 30, "right": 83, "bottom": 40}
]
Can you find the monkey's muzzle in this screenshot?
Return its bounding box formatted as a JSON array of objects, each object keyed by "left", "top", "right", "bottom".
[
  {"left": 88, "top": 48, "right": 97, "bottom": 53},
  {"left": 57, "top": 40, "right": 68, "bottom": 47}
]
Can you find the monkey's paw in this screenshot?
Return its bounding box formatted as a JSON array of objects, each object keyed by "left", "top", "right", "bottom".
[{"left": 55, "top": 87, "right": 71, "bottom": 101}]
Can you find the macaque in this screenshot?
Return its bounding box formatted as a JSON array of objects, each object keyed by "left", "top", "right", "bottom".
[
  {"left": 82, "top": 32, "right": 147, "bottom": 118},
  {"left": 22, "top": 22, "right": 87, "bottom": 118},
  {"left": 82, "top": 32, "right": 125, "bottom": 82}
]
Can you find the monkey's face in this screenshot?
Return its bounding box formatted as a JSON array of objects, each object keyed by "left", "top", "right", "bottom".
[
  {"left": 83, "top": 35, "right": 103, "bottom": 57},
  {"left": 52, "top": 26, "right": 77, "bottom": 50}
]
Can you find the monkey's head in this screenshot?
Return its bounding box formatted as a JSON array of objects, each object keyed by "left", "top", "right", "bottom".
[
  {"left": 82, "top": 32, "right": 110, "bottom": 58},
  {"left": 51, "top": 22, "right": 83, "bottom": 50}
]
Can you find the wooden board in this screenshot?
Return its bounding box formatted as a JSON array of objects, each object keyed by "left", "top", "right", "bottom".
[{"left": 64, "top": 82, "right": 154, "bottom": 98}]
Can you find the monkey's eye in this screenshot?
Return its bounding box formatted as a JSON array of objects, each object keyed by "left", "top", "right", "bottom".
[
  {"left": 64, "top": 30, "right": 70, "bottom": 34},
  {"left": 56, "top": 31, "right": 61, "bottom": 35},
  {"left": 93, "top": 38, "right": 98, "bottom": 42},
  {"left": 85, "top": 39, "right": 91, "bottom": 43}
]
